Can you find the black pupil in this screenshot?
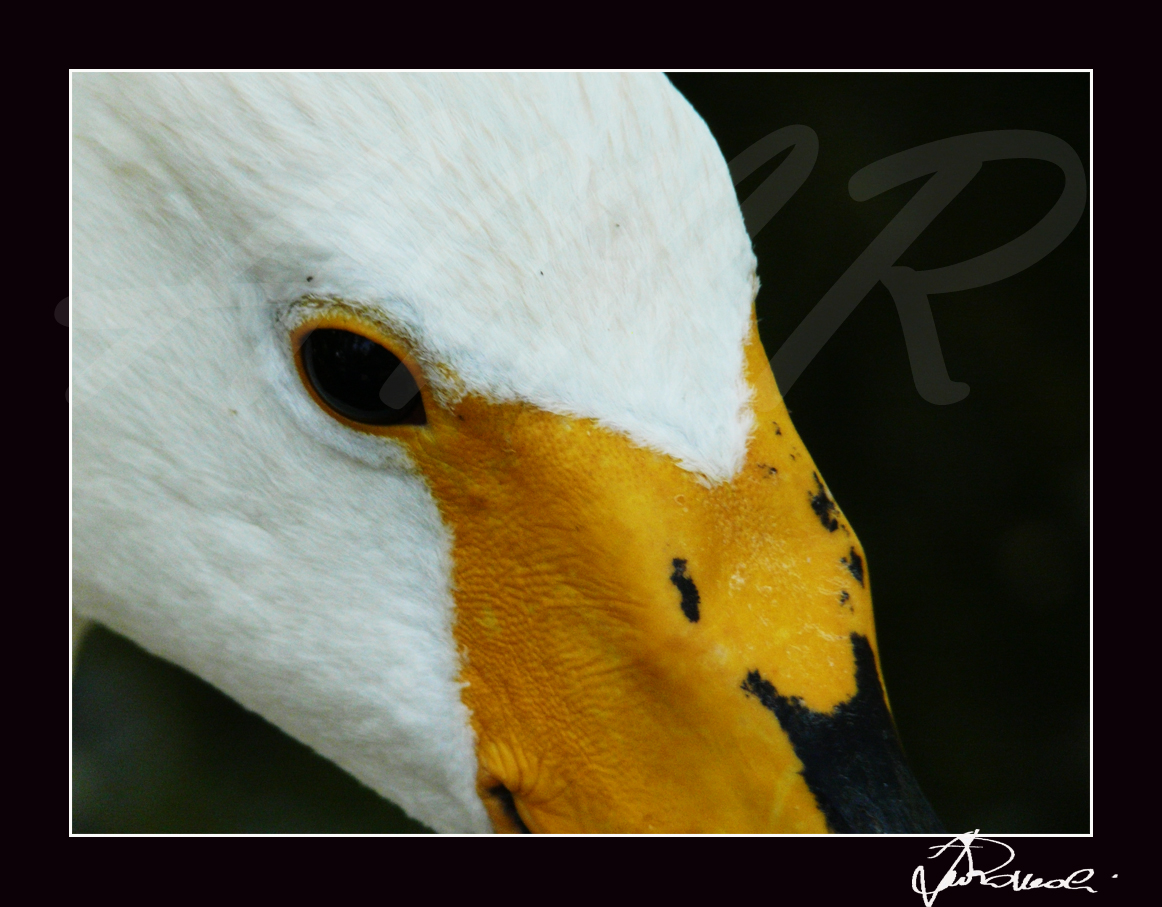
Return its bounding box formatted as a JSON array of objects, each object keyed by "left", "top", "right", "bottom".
[{"left": 301, "top": 329, "right": 425, "bottom": 425}]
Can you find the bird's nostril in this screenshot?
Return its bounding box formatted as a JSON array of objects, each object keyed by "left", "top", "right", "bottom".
[{"left": 669, "top": 558, "right": 701, "bottom": 623}]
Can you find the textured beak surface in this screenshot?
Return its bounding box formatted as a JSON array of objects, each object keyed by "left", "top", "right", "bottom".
[{"left": 404, "top": 313, "right": 941, "bottom": 833}]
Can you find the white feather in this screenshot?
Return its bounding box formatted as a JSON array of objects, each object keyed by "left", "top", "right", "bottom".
[{"left": 72, "top": 73, "right": 757, "bottom": 832}]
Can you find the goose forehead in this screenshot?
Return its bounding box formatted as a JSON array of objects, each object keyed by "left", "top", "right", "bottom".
[{"left": 75, "top": 72, "right": 758, "bottom": 481}]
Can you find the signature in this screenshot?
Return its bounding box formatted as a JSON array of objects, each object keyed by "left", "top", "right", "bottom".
[{"left": 912, "top": 831, "right": 1097, "bottom": 905}]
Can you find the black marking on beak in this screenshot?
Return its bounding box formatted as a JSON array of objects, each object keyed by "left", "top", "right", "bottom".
[
  {"left": 810, "top": 473, "right": 840, "bottom": 532},
  {"left": 670, "top": 558, "right": 701, "bottom": 623},
  {"left": 489, "top": 785, "right": 532, "bottom": 834},
  {"left": 741, "top": 633, "right": 943, "bottom": 833},
  {"left": 841, "top": 547, "right": 865, "bottom": 586},
  {"left": 839, "top": 590, "right": 851, "bottom": 609}
]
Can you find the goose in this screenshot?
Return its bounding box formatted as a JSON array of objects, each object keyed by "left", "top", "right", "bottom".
[{"left": 72, "top": 72, "right": 943, "bottom": 834}]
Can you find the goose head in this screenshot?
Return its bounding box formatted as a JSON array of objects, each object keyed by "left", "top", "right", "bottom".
[{"left": 73, "top": 73, "right": 941, "bottom": 833}]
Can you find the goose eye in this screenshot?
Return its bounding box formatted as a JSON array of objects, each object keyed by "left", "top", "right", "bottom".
[{"left": 300, "top": 328, "right": 426, "bottom": 426}]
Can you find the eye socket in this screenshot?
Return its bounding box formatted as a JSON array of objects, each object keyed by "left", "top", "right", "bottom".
[{"left": 300, "top": 328, "right": 427, "bottom": 426}]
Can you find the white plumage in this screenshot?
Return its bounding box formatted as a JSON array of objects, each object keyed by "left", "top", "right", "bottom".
[{"left": 73, "top": 74, "right": 758, "bottom": 831}]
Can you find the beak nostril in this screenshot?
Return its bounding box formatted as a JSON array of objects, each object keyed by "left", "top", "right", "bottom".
[{"left": 669, "top": 558, "right": 701, "bottom": 623}]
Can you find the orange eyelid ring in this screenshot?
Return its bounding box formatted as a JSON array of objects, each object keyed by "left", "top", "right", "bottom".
[{"left": 289, "top": 308, "right": 433, "bottom": 436}]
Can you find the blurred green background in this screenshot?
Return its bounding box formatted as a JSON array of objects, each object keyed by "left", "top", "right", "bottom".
[{"left": 72, "top": 73, "right": 1089, "bottom": 834}]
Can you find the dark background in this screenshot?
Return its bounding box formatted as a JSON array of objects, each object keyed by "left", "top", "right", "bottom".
[{"left": 72, "top": 73, "right": 1089, "bottom": 833}]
